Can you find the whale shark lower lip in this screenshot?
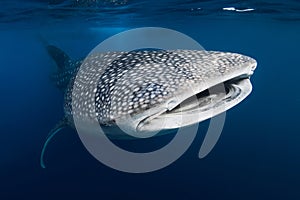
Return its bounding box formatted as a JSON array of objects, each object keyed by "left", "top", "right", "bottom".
[{"left": 137, "top": 76, "right": 252, "bottom": 132}]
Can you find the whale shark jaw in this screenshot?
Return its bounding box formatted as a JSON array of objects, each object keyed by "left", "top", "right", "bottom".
[
  {"left": 114, "top": 54, "right": 257, "bottom": 135},
  {"left": 137, "top": 76, "right": 252, "bottom": 132}
]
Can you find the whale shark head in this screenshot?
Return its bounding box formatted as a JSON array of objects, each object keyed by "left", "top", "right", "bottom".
[{"left": 69, "top": 50, "right": 257, "bottom": 137}]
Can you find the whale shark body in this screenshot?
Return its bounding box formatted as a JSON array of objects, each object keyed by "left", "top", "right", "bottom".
[{"left": 41, "top": 45, "right": 257, "bottom": 168}]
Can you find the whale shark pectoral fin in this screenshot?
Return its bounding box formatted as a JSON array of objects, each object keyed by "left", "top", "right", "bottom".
[
  {"left": 198, "top": 112, "right": 226, "bottom": 159},
  {"left": 40, "top": 118, "right": 69, "bottom": 168}
]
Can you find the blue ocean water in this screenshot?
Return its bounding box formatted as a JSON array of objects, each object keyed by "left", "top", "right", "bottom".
[{"left": 1, "top": 0, "right": 300, "bottom": 199}]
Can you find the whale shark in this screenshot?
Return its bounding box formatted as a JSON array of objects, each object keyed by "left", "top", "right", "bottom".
[{"left": 41, "top": 45, "right": 257, "bottom": 168}]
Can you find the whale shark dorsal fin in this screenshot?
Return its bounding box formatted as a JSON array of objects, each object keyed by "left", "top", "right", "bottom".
[
  {"left": 40, "top": 118, "right": 69, "bottom": 168},
  {"left": 46, "top": 45, "right": 71, "bottom": 70},
  {"left": 46, "top": 45, "right": 81, "bottom": 91}
]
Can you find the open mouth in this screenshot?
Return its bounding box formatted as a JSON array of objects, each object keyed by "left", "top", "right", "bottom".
[
  {"left": 137, "top": 74, "right": 252, "bottom": 132},
  {"left": 167, "top": 75, "right": 248, "bottom": 114}
]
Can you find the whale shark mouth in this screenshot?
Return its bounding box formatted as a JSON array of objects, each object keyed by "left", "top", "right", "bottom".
[
  {"left": 167, "top": 76, "right": 248, "bottom": 114},
  {"left": 137, "top": 74, "right": 252, "bottom": 132}
]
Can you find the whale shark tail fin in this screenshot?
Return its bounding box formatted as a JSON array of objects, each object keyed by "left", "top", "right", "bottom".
[
  {"left": 46, "top": 45, "right": 81, "bottom": 91},
  {"left": 40, "top": 117, "right": 69, "bottom": 168}
]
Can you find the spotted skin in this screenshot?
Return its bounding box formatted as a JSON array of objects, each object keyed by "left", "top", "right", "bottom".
[{"left": 94, "top": 51, "right": 195, "bottom": 123}]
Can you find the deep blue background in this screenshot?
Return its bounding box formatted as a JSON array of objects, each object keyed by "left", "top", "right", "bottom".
[{"left": 1, "top": 1, "right": 300, "bottom": 199}]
